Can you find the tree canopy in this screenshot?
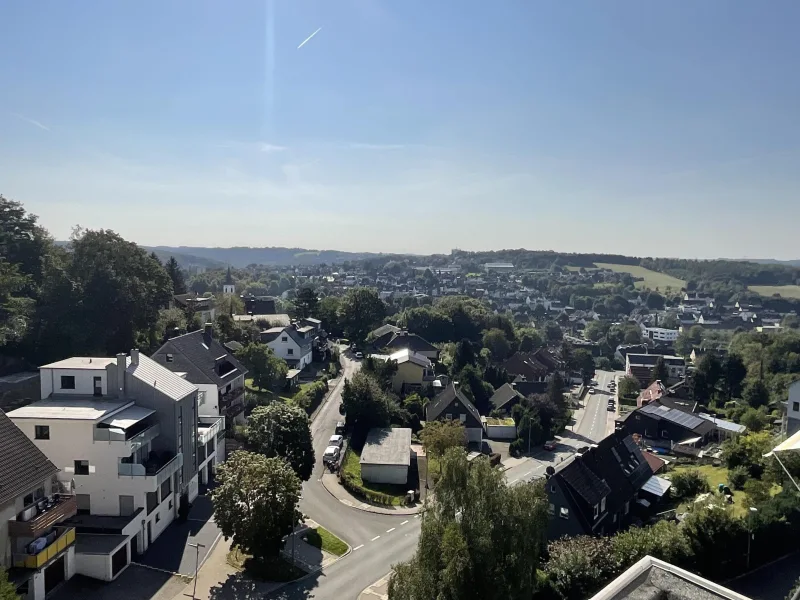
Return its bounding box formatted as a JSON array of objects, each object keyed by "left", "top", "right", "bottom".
[
  {"left": 338, "top": 288, "right": 386, "bottom": 343},
  {"left": 246, "top": 403, "right": 315, "bottom": 481},
  {"left": 236, "top": 343, "right": 288, "bottom": 390}
]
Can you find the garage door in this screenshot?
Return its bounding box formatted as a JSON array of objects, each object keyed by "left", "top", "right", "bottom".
[{"left": 44, "top": 555, "right": 65, "bottom": 594}]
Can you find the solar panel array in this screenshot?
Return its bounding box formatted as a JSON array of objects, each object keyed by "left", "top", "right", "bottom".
[{"left": 639, "top": 402, "right": 705, "bottom": 430}]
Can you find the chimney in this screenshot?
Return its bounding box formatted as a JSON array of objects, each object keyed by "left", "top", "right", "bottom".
[
  {"left": 116, "top": 353, "right": 127, "bottom": 397},
  {"left": 204, "top": 322, "right": 213, "bottom": 342},
  {"left": 131, "top": 349, "right": 140, "bottom": 365}
]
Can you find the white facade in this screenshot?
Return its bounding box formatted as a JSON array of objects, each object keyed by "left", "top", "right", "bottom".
[
  {"left": 642, "top": 327, "right": 679, "bottom": 342},
  {"left": 222, "top": 283, "right": 235, "bottom": 294},
  {"left": 785, "top": 380, "right": 800, "bottom": 437},
  {"left": 265, "top": 333, "right": 312, "bottom": 369},
  {"left": 361, "top": 464, "right": 408, "bottom": 485}
]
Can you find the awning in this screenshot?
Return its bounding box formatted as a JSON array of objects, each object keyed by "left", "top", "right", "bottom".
[
  {"left": 100, "top": 406, "right": 155, "bottom": 430},
  {"left": 641, "top": 475, "right": 672, "bottom": 497},
  {"left": 766, "top": 429, "right": 800, "bottom": 456}
]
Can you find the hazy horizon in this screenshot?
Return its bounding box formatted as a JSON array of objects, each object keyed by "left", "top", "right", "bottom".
[{"left": 2, "top": 1, "right": 800, "bottom": 259}]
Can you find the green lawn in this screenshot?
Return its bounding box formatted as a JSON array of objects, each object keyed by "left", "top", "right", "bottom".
[
  {"left": 342, "top": 448, "right": 407, "bottom": 505},
  {"left": 245, "top": 378, "right": 312, "bottom": 404},
  {"left": 594, "top": 263, "right": 686, "bottom": 291},
  {"left": 302, "top": 527, "right": 349, "bottom": 556},
  {"left": 749, "top": 285, "right": 800, "bottom": 299},
  {"left": 227, "top": 547, "right": 306, "bottom": 581},
  {"left": 669, "top": 464, "right": 781, "bottom": 518}
]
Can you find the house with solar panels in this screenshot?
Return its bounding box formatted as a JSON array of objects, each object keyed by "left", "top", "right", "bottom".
[
  {"left": 616, "top": 402, "right": 717, "bottom": 447},
  {"left": 545, "top": 431, "right": 654, "bottom": 539}
]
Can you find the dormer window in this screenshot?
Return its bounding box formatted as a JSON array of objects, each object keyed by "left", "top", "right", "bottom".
[
  {"left": 166, "top": 354, "right": 174, "bottom": 363},
  {"left": 282, "top": 336, "right": 288, "bottom": 342}
]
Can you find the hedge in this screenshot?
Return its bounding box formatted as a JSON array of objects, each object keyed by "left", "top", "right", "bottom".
[{"left": 340, "top": 471, "right": 397, "bottom": 506}]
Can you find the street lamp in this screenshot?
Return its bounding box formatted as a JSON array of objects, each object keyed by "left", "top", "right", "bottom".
[
  {"left": 746, "top": 506, "right": 758, "bottom": 570},
  {"left": 188, "top": 542, "right": 206, "bottom": 600}
]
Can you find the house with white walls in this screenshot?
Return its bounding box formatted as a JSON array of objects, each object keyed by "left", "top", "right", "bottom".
[
  {"left": 7, "top": 351, "right": 203, "bottom": 582},
  {"left": 260, "top": 325, "right": 313, "bottom": 369}
]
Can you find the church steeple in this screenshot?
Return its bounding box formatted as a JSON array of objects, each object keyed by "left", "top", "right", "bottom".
[
  {"left": 225, "top": 265, "right": 234, "bottom": 285},
  {"left": 223, "top": 266, "right": 235, "bottom": 295}
]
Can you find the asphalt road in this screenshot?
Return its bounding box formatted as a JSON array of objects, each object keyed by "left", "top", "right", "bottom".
[{"left": 269, "top": 349, "right": 422, "bottom": 600}]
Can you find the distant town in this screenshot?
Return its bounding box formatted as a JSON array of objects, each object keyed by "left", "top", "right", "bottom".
[{"left": 2, "top": 195, "right": 800, "bottom": 600}]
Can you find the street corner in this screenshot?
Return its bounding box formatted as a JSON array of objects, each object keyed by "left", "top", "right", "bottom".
[
  {"left": 359, "top": 572, "right": 392, "bottom": 600},
  {"left": 319, "top": 471, "right": 423, "bottom": 515}
]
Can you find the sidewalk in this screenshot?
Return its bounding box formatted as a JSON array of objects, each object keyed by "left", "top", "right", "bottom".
[
  {"left": 320, "top": 473, "right": 423, "bottom": 515},
  {"left": 172, "top": 521, "right": 340, "bottom": 599},
  {"left": 359, "top": 572, "right": 391, "bottom": 600}
]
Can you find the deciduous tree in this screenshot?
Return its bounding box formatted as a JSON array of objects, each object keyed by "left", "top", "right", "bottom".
[
  {"left": 420, "top": 420, "right": 466, "bottom": 465},
  {"left": 246, "top": 403, "right": 315, "bottom": 481},
  {"left": 338, "top": 288, "right": 385, "bottom": 343},
  {"left": 743, "top": 379, "right": 770, "bottom": 409},
  {"left": 341, "top": 372, "right": 392, "bottom": 440},
  {"left": 295, "top": 286, "right": 319, "bottom": 319},
  {"left": 650, "top": 357, "right": 669, "bottom": 384},
  {"left": 571, "top": 349, "right": 595, "bottom": 384},
  {"left": 236, "top": 343, "right": 288, "bottom": 390},
  {"left": 211, "top": 451, "right": 302, "bottom": 559},
  {"left": 618, "top": 375, "right": 640, "bottom": 399},
  {"left": 482, "top": 328, "right": 511, "bottom": 362}
]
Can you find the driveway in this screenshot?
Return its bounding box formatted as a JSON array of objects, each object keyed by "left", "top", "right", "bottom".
[
  {"left": 52, "top": 564, "right": 188, "bottom": 600},
  {"left": 136, "top": 494, "right": 221, "bottom": 576}
]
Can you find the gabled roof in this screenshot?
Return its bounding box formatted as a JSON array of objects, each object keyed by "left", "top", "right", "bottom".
[
  {"left": 0, "top": 410, "right": 59, "bottom": 507},
  {"left": 384, "top": 331, "right": 438, "bottom": 355},
  {"left": 639, "top": 403, "right": 713, "bottom": 434},
  {"left": 128, "top": 354, "right": 197, "bottom": 401},
  {"left": 426, "top": 383, "right": 482, "bottom": 425},
  {"left": 557, "top": 458, "right": 611, "bottom": 506},
  {"left": 502, "top": 352, "right": 550, "bottom": 378},
  {"left": 261, "top": 326, "right": 312, "bottom": 354},
  {"left": 152, "top": 330, "right": 248, "bottom": 387},
  {"left": 370, "top": 324, "right": 401, "bottom": 347},
  {"left": 490, "top": 383, "right": 524, "bottom": 410},
  {"left": 387, "top": 348, "right": 432, "bottom": 369}
]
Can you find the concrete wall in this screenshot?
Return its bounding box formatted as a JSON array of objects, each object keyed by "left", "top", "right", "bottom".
[
  {"left": 392, "top": 362, "right": 424, "bottom": 394},
  {"left": 361, "top": 463, "right": 408, "bottom": 485},
  {"left": 76, "top": 551, "right": 110, "bottom": 581},
  {"left": 40, "top": 368, "right": 109, "bottom": 398},
  {"left": 485, "top": 423, "right": 516, "bottom": 440},
  {"left": 197, "top": 383, "right": 219, "bottom": 417}
]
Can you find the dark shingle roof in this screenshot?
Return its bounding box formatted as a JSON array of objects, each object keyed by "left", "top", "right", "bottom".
[
  {"left": 558, "top": 458, "right": 611, "bottom": 506},
  {"left": 151, "top": 330, "right": 247, "bottom": 387},
  {"left": 426, "top": 383, "right": 481, "bottom": 424},
  {"left": 490, "top": 383, "right": 524, "bottom": 410},
  {"left": 639, "top": 403, "right": 712, "bottom": 434},
  {"left": 0, "top": 410, "right": 59, "bottom": 507},
  {"left": 384, "top": 332, "right": 438, "bottom": 355}
]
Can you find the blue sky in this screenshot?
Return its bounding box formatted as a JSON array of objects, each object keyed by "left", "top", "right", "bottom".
[{"left": 1, "top": 1, "right": 799, "bottom": 258}]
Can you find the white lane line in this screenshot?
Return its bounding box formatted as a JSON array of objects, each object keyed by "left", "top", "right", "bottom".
[
  {"left": 353, "top": 544, "right": 364, "bottom": 551},
  {"left": 371, "top": 535, "right": 381, "bottom": 541},
  {"left": 414, "top": 514, "right": 420, "bottom": 519},
  {"left": 400, "top": 520, "right": 409, "bottom": 525},
  {"left": 524, "top": 470, "right": 533, "bottom": 477},
  {"left": 386, "top": 527, "right": 396, "bottom": 533},
  {"left": 509, "top": 478, "right": 518, "bottom": 484}
]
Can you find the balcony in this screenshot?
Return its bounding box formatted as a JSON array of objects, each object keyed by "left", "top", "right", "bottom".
[
  {"left": 198, "top": 416, "right": 224, "bottom": 445},
  {"left": 118, "top": 453, "right": 183, "bottom": 488},
  {"left": 8, "top": 495, "right": 78, "bottom": 539},
  {"left": 220, "top": 386, "right": 245, "bottom": 406},
  {"left": 94, "top": 423, "right": 161, "bottom": 455},
  {"left": 13, "top": 526, "right": 75, "bottom": 570},
  {"left": 224, "top": 402, "right": 245, "bottom": 419}
]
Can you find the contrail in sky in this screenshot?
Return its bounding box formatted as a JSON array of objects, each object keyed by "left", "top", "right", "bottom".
[
  {"left": 12, "top": 113, "right": 49, "bottom": 131},
  {"left": 297, "top": 27, "right": 322, "bottom": 49}
]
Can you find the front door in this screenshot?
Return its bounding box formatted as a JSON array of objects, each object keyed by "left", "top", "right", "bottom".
[{"left": 93, "top": 376, "right": 102, "bottom": 396}]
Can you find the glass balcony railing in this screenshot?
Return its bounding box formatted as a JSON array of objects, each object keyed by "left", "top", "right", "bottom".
[{"left": 118, "top": 453, "right": 183, "bottom": 486}]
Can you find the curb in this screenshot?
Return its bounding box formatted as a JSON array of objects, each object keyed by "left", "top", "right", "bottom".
[
  {"left": 319, "top": 475, "right": 423, "bottom": 516},
  {"left": 263, "top": 539, "right": 354, "bottom": 597},
  {"left": 358, "top": 571, "right": 393, "bottom": 600}
]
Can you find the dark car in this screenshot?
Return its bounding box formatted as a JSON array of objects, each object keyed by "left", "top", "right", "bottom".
[{"left": 335, "top": 420, "right": 346, "bottom": 435}]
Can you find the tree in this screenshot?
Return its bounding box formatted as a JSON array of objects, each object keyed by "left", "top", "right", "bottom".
[
  {"left": 547, "top": 372, "right": 568, "bottom": 416},
  {"left": 338, "top": 288, "right": 385, "bottom": 343},
  {"left": 670, "top": 469, "right": 710, "bottom": 500},
  {"left": 452, "top": 338, "right": 478, "bottom": 373},
  {"left": 646, "top": 292, "right": 665, "bottom": 310},
  {"left": 341, "top": 372, "right": 392, "bottom": 440},
  {"left": 165, "top": 256, "right": 187, "bottom": 294},
  {"left": 583, "top": 320, "right": 609, "bottom": 342},
  {"left": 317, "top": 295, "right": 342, "bottom": 336},
  {"left": 361, "top": 356, "right": 398, "bottom": 390},
  {"left": 0, "top": 194, "right": 51, "bottom": 284},
  {"left": 722, "top": 354, "right": 747, "bottom": 401},
  {"left": 0, "top": 259, "right": 33, "bottom": 346},
  {"left": 400, "top": 307, "right": 454, "bottom": 343},
  {"left": 482, "top": 328, "right": 511, "bottom": 362},
  {"left": 572, "top": 349, "right": 595, "bottom": 384},
  {"left": 420, "top": 420, "right": 466, "bottom": 472},
  {"left": 650, "top": 357, "right": 669, "bottom": 384},
  {"left": 743, "top": 379, "right": 770, "bottom": 409},
  {"left": 695, "top": 353, "right": 722, "bottom": 390},
  {"left": 389, "top": 449, "right": 549, "bottom": 600},
  {"left": 211, "top": 451, "right": 302, "bottom": 559},
  {"left": 544, "top": 536, "right": 620, "bottom": 600},
  {"left": 518, "top": 329, "right": 544, "bottom": 352},
  {"left": 236, "top": 343, "right": 288, "bottom": 390},
  {"left": 618, "top": 376, "right": 640, "bottom": 399},
  {"left": 543, "top": 321, "right": 563, "bottom": 343},
  {"left": 295, "top": 286, "right": 319, "bottom": 319},
  {"left": 743, "top": 478, "right": 771, "bottom": 506},
  {"left": 457, "top": 364, "right": 494, "bottom": 415},
  {"left": 246, "top": 404, "right": 315, "bottom": 481},
  {"left": 0, "top": 567, "right": 17, "bottom": 600},
  {"left": 682, "top": 501, "right": 746, "bottom": 580}
]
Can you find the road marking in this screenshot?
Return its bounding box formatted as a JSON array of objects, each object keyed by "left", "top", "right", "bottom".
[
  {"left": 524, "top": 471, "right": 533, "bottom": 477},
  {"left": 509, "top": 478, "right": 518, "bottom": 484},
  {"left": 414, "top": 514, "right": 419, "bottom": 519},
  {"left": 386, "top": 527, "right": 395, "bottom": 533},
  {"left": 371, "top": 535, "right": 381, "bottom": 541},
  {"left": 400, "top": 520, "right": 409, "bottom": 525},
  {"left": 353, "top": 544, "right": 364, "bottom": 551}
]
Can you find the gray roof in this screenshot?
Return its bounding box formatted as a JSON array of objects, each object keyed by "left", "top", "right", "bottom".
[
  {"left": 387, "top": 349, "right": 432, "bottom": 369},
  {"left": 261, "top": 326, "right": 312, "bottom": 355},
  {"left": 490, "top": 383, "right": 524, "bottom": 410},
  {"left": 128, "top": 354, "right": 197, "bottom": 401},
  {"left": 100, "top": 405, "right": 155, "bottom": 430},
  {"left": 370, "top": 324, "right": 401, "bottom": 340},
  {"left": 360, "top": 428, "right": 412, "bottom": 466},
  {"left": 698, "top": 413, "right": 746, "bottom": 434},
  {"left": 0, "top": 410, "right": 59, "bottom": 507},
  {"left": 426, "top": 383, "right": 482, "bottom": 424},
  {"left": 152, "top": 329, "right": 248, "bottom": 387},
  {"left": 8, "top": 398, "right": 132, "bottom": 421},
  {"left": 75, "top": 533, "right": 130, "bottom": 555},
  {"left": 639, "top": 403, "right": 712, "bottom": 433}
]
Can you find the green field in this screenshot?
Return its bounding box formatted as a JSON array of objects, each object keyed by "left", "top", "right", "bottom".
[
  {"left": 749, "top": 285, "right": 800, "bottom": 299},
  {"left": 594, "top": 263, "right": 686, "bottom": 291}
]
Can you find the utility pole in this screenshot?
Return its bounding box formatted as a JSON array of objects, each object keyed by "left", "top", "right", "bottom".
[
  {"left": 527, "top": 414, "right": 532, "bottom": 455},
  {"left": 188, "top": 542, "right": 206, "bottom": 600},
  {"left": 745, "top": 507, "right": 757, "bottom": 570}
]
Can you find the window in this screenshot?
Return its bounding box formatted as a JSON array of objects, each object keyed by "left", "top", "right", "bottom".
[
  {"left": 793, "top": 401, "right": 799, "bottom": 413},
  {"left": 23, "top": 487, "right": 45, "bottom": 506},
  {"left": 624, "top": 501, "right": 630, "bottom": 515},
  {"left": 169, "top": 500, "right": 173, "bottom": 510},
  {"left": 613, "top": 514, "right": 617, "bottom": 523},
  {"left": 161, "top": 478, "right": 172, "bottom": 500},
  {"left": 281, "top": 336, "right": 288, "bottom": 342},
  {"left": 601, "top": 496, "right": 606, "bottom": 512},
  {"left": 661, "top": 430, "right": 670, "bottom": 439},
  {"left": 459, "top": 414, "right": 466, "bottom": 422},
  {"left": 35, "top": 425, "right": 50, "bottom": 440},
  {"left": 146, "top": 492, "right": 158, "bottom": 514},
  {"left": 559, "top": 507, "right": 569, "bottom": 519},
  {"left": 445, "top": 413, "right": 453, "bottom": 420},
  {"left": 60, "top": 375, "right": 75, "bottom": 390},
  {"left": 76, "top": 494, "right": 91, "bottom": 514},
  {"left": 593, "top": 504, "right": 599, "bottom": 519},
  {"left": 548, "top": 503, "right": 555, "bottom": 516},
  {"left": 166, "top": 353, "right": 173, "bottom": 363},
  {"left": 74, "top": 460, "right": 89, "bottom": 475},
  {"left": 287, "top": 348, "right": 294, "bottom": 355},
  {"left": 119, "top": 495, "right": 134, "bottom": 517},
  {"left": 155, "top": 513, "right": 161, "bottom": 523},
  {"left": 550, "top": 485, "right": 556, "bottom": 493}
]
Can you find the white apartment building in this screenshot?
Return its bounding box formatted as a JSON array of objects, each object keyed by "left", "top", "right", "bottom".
[
  {"left": 641, "top": 326, "right": 679, "bottom": 343},
  {"left": 7, "top": 351, "right": 222, "bottom": 583}
]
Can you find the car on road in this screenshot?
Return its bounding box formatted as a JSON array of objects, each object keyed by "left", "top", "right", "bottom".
[
  {"left": 588, "top": 388, "right": 596, "bottom": 395},
  {"left": 323, "top": 445, "right": 341, "bottom": 465},
  {"left": 354, "top": 351, "right": 364, "bottom": 359},
  {"left": 543, "top": 440, "right": 558, "bottom": 451},
  {"left": 607, "top": 403, "right": 616, "bottom": 411},
  {"left": 328, "top": 434, "right": 344, "bottom": 448},
  {"left": 590, "top": 380, "right": 599, "bottom": 386},
  {"left": 335, "top": 420, "right": 346, "bottom": 435}
]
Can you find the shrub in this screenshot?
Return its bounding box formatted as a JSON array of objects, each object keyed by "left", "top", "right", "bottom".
[
  {"left": 743, "top": 478, "right": 771, "bottom": 506},
  {"left": 509, "top": 438, "right": 526, "bottom": 458},
  {"left": 671, "top": 469, "right": 710, "bottom": 500},
  {"left": 728, "top": 466, "right": 749, "bottom": 490},
  {"left": 543, "top": 535, "right": 620, "bottom": 600}
]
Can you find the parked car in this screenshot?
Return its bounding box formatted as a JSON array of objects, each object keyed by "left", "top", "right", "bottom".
[
  {"left": 335, "top": 420, "right": 346, "bottom": 435},
  {"left": 607, "top": 403, "right": 616, "bottom": 411},
  {"left": 323, "top": 445, "right": 341, "bottom": 465},
  {"left": 588, "top": 388, "right": 596, "bottom": 395},
  {"left": 543, "top": 440, "right": 558, "bottom": 451},
  {"left": 328, "top": 434, "right": 344, "bottom": 448},
  {"left": 354, "top": 351, "right": 364, "bottom": 359}
]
